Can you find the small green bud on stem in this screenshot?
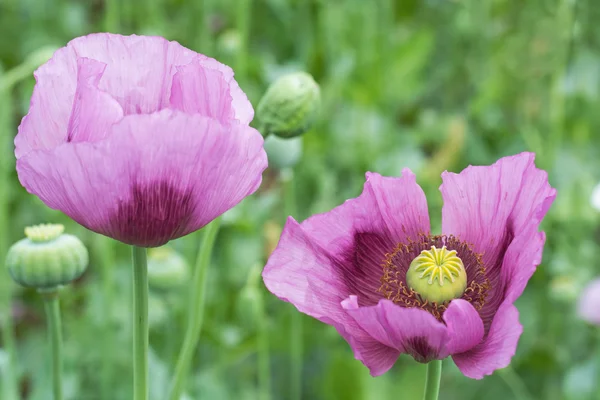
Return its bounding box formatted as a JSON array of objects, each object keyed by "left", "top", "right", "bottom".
[{"left": 256, "top": 71, "right": 320, "bottom": 139}]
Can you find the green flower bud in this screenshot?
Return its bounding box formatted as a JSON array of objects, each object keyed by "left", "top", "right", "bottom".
[
  {"left": 256, "top": 72, "right": 320, "bottom": 138},
  {"left": 147, "top": 246, "right": 190, "bottom": 292},
  {"left": 263, "top": 135, "right": 303, "bottom": 170},
  {"left": 6, "top": 224, "right": 88, "bottom": 290},
  {"left": 406, "top": 246, "right": 466, "bottom": 304}
]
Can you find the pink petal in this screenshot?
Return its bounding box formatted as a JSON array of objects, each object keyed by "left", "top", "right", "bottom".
[
  {"left": 342, "top": 296, "right": 449, "bottom": 364},
  {"left": 577, "top": 278, "right": 600, "bottom": 325},
  {"left": 169, "top": 60, "right": 235, "bottom": 123},
  {"left": 16, "top": 33, "right": 253, "bottom": 154},
  {"left": 262, "top": 217, "right": 350, "bottom": 325},
  {"left": 440, "top": 152, "right": 556, "bottom": 327},
  {"left": 17, "top": 109, "right": 266, "bottom": 247},
  {"left": 66, "top": 58, "right": 124, "bottom": 143},
  {"left": 175, "top": 56, "right": 253, "bottom": 124},
  {"left": 338, "top": 322, "right": 401, "bottom": 376},
  {"left": 264, "top": 170, "right": 430, "bottom": 309},
  {"left": 443, "top": 299, "right": 484, "bottom": 354},
  {"left": 66, "top": 33, "right": 197, "bottom": 115},
  {"left": 15, "top": 46, "right": 78, "bottom": 158},
  {"left": 452, "top": 302, "right": 522, "bottom": 379}
]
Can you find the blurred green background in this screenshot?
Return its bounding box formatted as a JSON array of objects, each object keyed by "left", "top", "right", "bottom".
[{"left": 0, "top": 0, "right": 598, "bottom": 399}]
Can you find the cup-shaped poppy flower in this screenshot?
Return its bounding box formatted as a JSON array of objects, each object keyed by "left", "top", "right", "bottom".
[
  {"left": 263, "top": 153, "right": 555, "bottom": 379},
  {"left": 15, "top": 33, "right": 267, "bottom": 247}
]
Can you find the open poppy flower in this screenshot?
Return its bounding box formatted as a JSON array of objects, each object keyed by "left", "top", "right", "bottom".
[
  {"left": 16, "top": 33, "right": 267, "bottom": 247},
  {"left": 263, "top": 153, "right": 555, "bottom": 378}
]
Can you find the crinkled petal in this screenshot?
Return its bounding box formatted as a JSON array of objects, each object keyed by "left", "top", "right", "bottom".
[
  {"left": 66, "top": 33, "right": 197, "bottom": 115},
  {"left": 342, "top": 296, "right": 449, "bottom": 363},
  {"left": 15, "top": 46, "right": 78, "bottom": 157},
  {"left": 169, "top": 60, "right": 235, "bottom": 123},
  {"left": 303, "top": 170, "right": 430, "bottom": 305},
  {"left": 440, "top": 152, "right": 556, "bottom": 327},
  {"left": 443, "top": 299, "right": 484, "bottom": 354},
  {"left": 66, "top": 58, "right": 124, "bottom": 143},
  {"left": 452, "top": 302, "right": 522, "bottom": 379},
  {"left": 16, "top": 33, "right": 253, "bottom": 158},
  {"left": 263, "top": 218, "right": 350, "bottom": 325},
  {"left": 17, "top": 109, "right": 266, "bottom": 247},
  {"left": 577, "top": 278, "right": 600, "bottom": 325},
  {"left": 174, "top": 56, "right": 253, "bottom": 124}
]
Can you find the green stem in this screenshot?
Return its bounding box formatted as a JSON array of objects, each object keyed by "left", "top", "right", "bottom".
[
  {"left": 281, "top": 169, "right": 302, "bottom": 400},
  {"left": 167, "top": 220, "right": 220, "bottom": 400},
  {"left": 42, "top": 293, "right": 63, "bottom": 400},
  {"left": 422, "top": 360, "right": 442, "bottom": 400},
  {"left": 0, "top": 65, "right": 18, "bottom": 400},
  {"left": 95, "top": 236, "right": 115, "bottom": 400},
  {"left": 247, "top": 264, "right": 271, "bottom": 400},
  {"left": 132, "top": 246, "right": 149, "bottom": 400},
  {"left": 1, "top": 305, "right": 17, "bottom": 400}
]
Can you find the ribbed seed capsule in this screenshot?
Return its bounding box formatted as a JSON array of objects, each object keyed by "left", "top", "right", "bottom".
[
  {"left": 256, "top": 72, "right": 320, "bottom": 138},
  {"left": 6, "top": 224, "right": 88, "bottom": 290}
]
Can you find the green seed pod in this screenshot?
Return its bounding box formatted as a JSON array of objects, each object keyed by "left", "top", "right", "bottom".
[
  {"left": 256, "top": 72, "right": 320, "bottom": 138},
  {"left": 147, "top": 246, "right": 190, "bottom": 292},
  {"left": 263, "top": 135, "right": 303, "bottom": 170},
  {"left": 406, "top": 245, "right": 466, "bottom": 304},
  {"left": 6, "top": 224, "right": 88, "bottom": 290}
]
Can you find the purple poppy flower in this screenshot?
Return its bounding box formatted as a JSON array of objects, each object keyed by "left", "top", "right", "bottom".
[
  {"left": 15, "top": 33, "right": 267, "bottom": 247},
  {"left": 577, "top": 278, "right": 600, "bottom": 325},
  {"left": 263, "top": 153, "right": 555, "bottom": 379}
]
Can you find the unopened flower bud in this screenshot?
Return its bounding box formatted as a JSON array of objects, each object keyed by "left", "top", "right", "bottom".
[
  {"left": 256, "top": 72, "right": 320, "bottom": 138},
  {"left": 147, "top": 246, "right": 190, "bottom": 292},
  {"left": 6, "top": 224, "right": 88, "bottom": 290},
  {"left": 263, "top": 135, "right": 303, "bottom": 170}
]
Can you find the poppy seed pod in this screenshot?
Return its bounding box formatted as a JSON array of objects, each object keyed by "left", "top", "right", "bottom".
[
  {"left": 6, "top": 224, "right": 88, "bottom": 290},
  {"left": 256, "top": 72, "right": 320, "bottom": 138},
  {"left": 147, "top": 246, "right": 190, "bottom": 292}
]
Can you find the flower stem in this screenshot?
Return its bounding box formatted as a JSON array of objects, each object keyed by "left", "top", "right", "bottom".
[
  {"left": 167, "top": 220, "right": 220, "bottom": 400},
  {"left": 281, "top": 169, "right": 302, "bottom": 400},
  {"left": 132, "top": 246, "right": 149, "bottom": 400},
  {"left": 422, "top": 360, "right": 442, "bottom": 400},
  {"left": 95, "top": 235, "right": 115, "bottom": 400},
  {"left": 0, "top": 63, "right": 18, "bottom": 400},
  {"left": 42, "top": 293, "right": 63, "bottom": 400},
  {"left": 247, "top": 264, "right": 271, "bottom": 400}
]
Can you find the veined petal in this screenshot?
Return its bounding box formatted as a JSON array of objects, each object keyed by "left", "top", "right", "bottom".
[
  {"left": 452, "top": 302, "right": 522, "bottom": 379},
  {"left": 440, "top": 152, "right": 556, "bottom": 328},
  {"left": 264, "top": 170, "right": 430, "bottom": 311},
  {"left": 15, "top": 46, "right": 78, "bottom": 158},
  {"left": 17, "top": 109, "right": 266, "bottom": 247},
  {"left": 443, "top": 299, "right": 484, "bottom": 354},
  {"left": 169, "top": 60, "right": 235, "bottom": 123},
  {"left": 16, "top": 33, "right": 252, "bottom": 158},
  {"left": 342, "top": 296, "right": 449, "bottom": 363},
  {"left": 66, "top": 58, "right": 124, "bottom": 143}
]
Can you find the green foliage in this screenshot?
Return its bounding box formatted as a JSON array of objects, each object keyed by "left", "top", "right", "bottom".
[{"left": 0, "top": 0, "right": 598, "bottom": 399}]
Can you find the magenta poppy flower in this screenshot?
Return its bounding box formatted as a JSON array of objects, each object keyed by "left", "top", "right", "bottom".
[
  {"left": 577, "top": 278, "right": 600, "bottom": 325},
  {"left": 263, "top": 153, "right": 555, "bottom": 379},
  {"left": 15, "top": 33, "right": 267, "bottom": 247}
]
